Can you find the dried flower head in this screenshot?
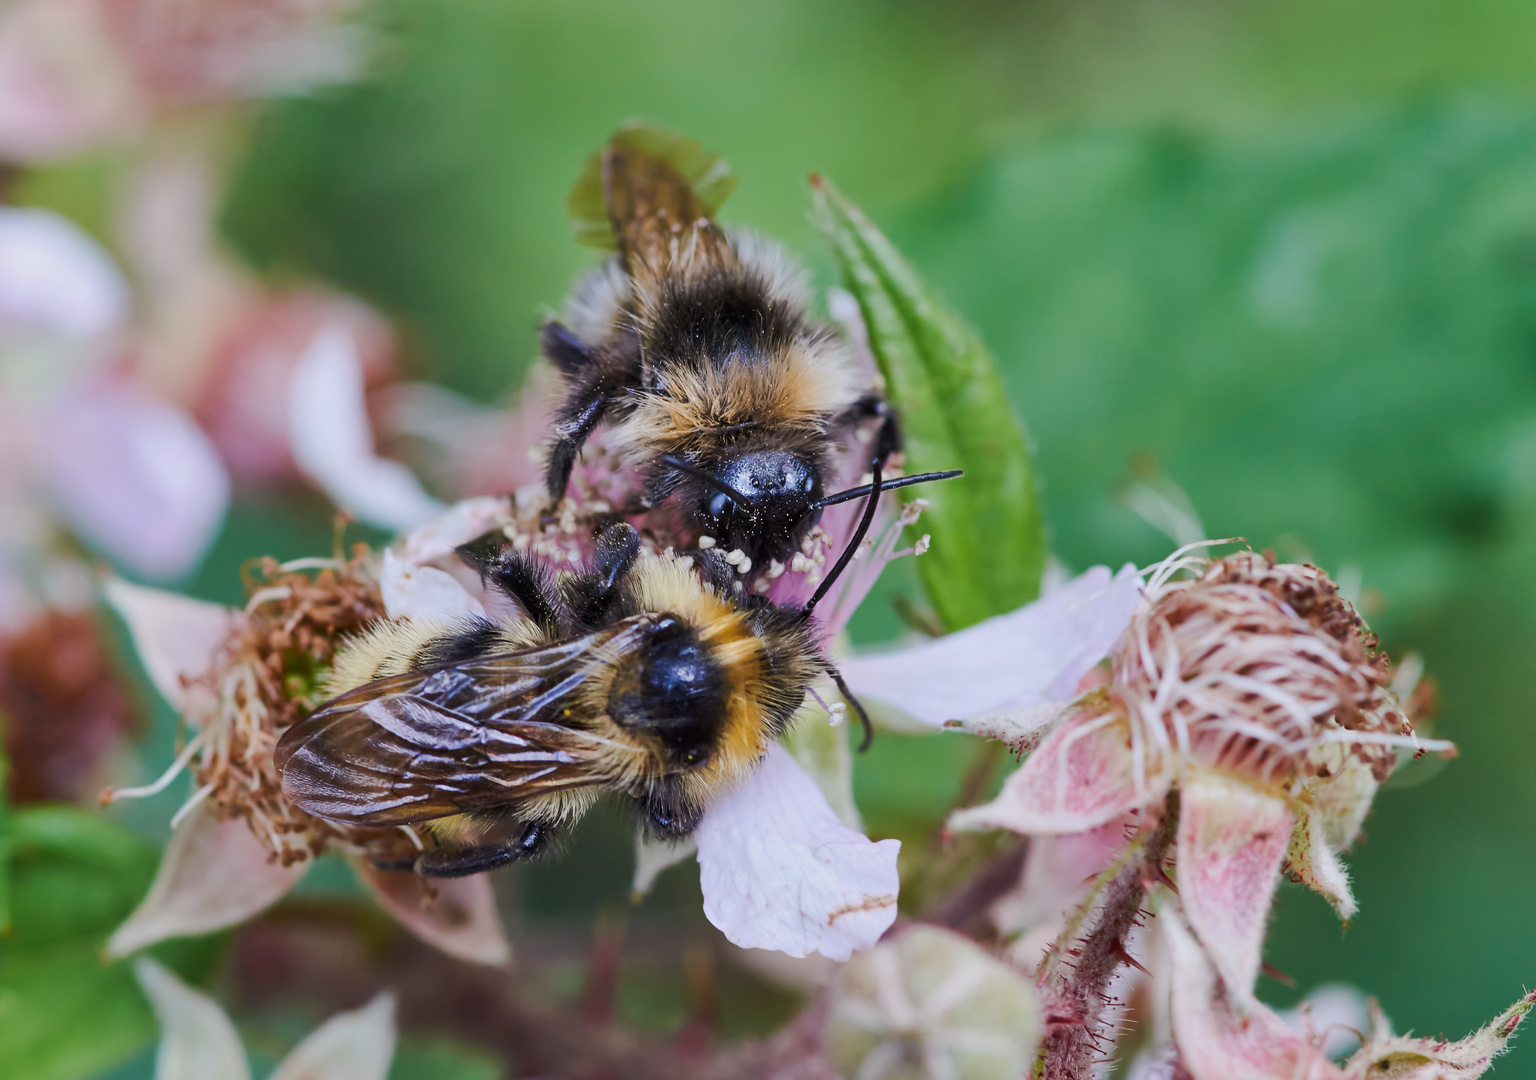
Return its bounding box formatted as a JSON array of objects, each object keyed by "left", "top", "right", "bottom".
[
  {"left": 0, "top": 610, "right": 137, "bottom": 802},
  {"left": 951, "top": 542, "right": 1456, "bottom": 1008},
  {"left": 179, "top": 548, "right": 401, "bottom": 865},
  {"left": 1114, "top": 547, "right": 1417, "bottom": 797}
]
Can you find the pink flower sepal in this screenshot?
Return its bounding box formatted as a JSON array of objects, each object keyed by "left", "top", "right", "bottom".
[{"left": 1165, "top": 915, "right": 1534, "bottom": 1080}]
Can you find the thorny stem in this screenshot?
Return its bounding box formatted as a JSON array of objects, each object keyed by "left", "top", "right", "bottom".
[{"left": 1033, "top": 793, "right": 1180, "bottom": 1080}]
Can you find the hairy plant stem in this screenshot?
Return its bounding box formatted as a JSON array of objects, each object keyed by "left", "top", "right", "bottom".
[{"left": 1033, "top": 792, "right": 1180, "bottom": 1080}]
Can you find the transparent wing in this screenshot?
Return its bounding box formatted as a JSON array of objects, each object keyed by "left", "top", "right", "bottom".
[{"left": 276, "top": 620, "right": 650, "bottom": 826}]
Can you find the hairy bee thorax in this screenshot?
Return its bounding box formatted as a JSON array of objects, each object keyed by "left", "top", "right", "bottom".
[
  {"left": 542, "top": 126, "right": 882, "bottom": 571},
  {"left": 585, "top": 236, "right": 863, "bottom": 466}
]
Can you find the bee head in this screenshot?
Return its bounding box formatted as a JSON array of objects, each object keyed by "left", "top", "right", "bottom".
[
  {"left": 662, "top": 451, "right": 824, "bottom": 565},
  {"left": 609, "top": 615, "right": 729, "bottom": 771}
]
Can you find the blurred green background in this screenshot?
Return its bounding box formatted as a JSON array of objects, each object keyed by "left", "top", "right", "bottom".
[{"left": 39, "top": 0, "right": 1536, "bottom": 1071}]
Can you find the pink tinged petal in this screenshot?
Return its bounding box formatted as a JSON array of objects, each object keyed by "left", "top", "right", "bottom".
[
  {"left": 133, "top": 958, "right": 252, "bottom": 1080},
  {"left": 694, "top": 746, "right": 899, "bottom": 961},
  {"left": 102, "top": 577, "right": 234, "bottom": 713},
  {"left": 379, "top": 550, "right": 485, "bottom": 621},
  {"left": 992, "top": 816, "right": 1134, "bottom": 936},
  {"left": 0, "top": 206, "right": 127, "bottom": 339},
  {"left": 0, "top": 0, "right": 144, "bottom": 163},
  {"left": 395, "top": 496, "right": 511, "bottom": 565},
  {"left": 107, "top": 806, "right": 307, "bottom": 958},
  {"left": 1286, "top": 803, "right": 1357, "bottom": 925},
  {"left": 948, "top": 707, "right": 1156, "bottom": 836},
  {"left": 838, "top": 564, "right": 1141, "bottom": 727},
  {"left": 288, "top": 324, "right": 444, "bottom": 533},
  {"left": 269, "top": 992, "right": 397, "bottom": 1080},
  {"left": 44, "top": 382, "right": 231, "bottom": 579},
  {"left": 1178, "top": 770, "right": 1293, "bottom": 1000},
  {"left": 1165, "top": 915, "right": 1341, "bottom": 1080},
  {"left": 1343, "top": 991, "right": 1536, "bottom": 1080},
  {"left": 354, "top": 860, "right": 511, "bottom": 967}
]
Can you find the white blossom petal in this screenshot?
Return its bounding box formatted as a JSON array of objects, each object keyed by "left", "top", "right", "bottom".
[
  {"left": 108, "top": 806, "right": 308, "bottom": 957},
  {"left": 695, "top": 746, "right": 899, "bottom": 961},
  {"left": 632, "top": 834, "right": 697, "bottom": 899},
  {"left": 133, "top": 958, "right": 252, "bottom": 1080},
  {"left": 948, "top": 706, "right": 1157, "bottom": 836},
  {"left": 269, "top": 992, "right": 396, "bottom": 1080},
  {"left": 43, "top": 382, "right": 230, "bottom": 579},
  {"left": 395, "top": 496, "right": 510, "bottom": 565},
  {"left": 288, "top": 323, "right": 443, "bottom": 533},
  {"left": 839, "top": 564, "right": 1141, "bottom": 727},
  {"left": 0, "top": 205, "right": 127, "bottom": 339},
  {"left": 379, "top": 549, "right": 485, "bottom": 621},
  {"left": 102, "top": 576, "right": 234, "bottom": 713},
  {"left": 354, "top": 860, "right": 512, "bottom": 967}
]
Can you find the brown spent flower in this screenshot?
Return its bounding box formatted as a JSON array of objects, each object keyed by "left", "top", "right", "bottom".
[
  {"left": 1113, "top": 549, "right": 1414, "bottom": 791},
  {"left": 1, "top": 610, "right": 138, "bottom": 803},
  {"left": 182, "top": 546, "right": 402, "bottom": 866}
]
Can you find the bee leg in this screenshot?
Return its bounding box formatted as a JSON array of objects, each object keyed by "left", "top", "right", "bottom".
[
  {"left": 409, "top": 822, "right": 552, "bottom": 878},
  {"left": 541, "top": 321, "right": 596, "bottom": 376},
  {"left": 546, "top": 379, "right": 612, "bottom": 500},
  {"left": 564, "top": 521, "right": 641, "bottom": 629},
  {"left": 828, "top": 666, "right": 875, "bottom": 752},
  {"left": 633, "top": 789, "right": 703, "bottom": 841},
  {"left": 839, "top": 394, "right": 902, "bottom": 469},
  {"left": 456, "top": 535, "right": 562, "bottom": 631}
]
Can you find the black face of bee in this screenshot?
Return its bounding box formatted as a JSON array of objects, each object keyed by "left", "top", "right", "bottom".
[
  {"left": 693, "top": 450, "right": 824, "bottom": 566},
  {"left": 610, "top": 616, "right": 729, "bottom": 769}
]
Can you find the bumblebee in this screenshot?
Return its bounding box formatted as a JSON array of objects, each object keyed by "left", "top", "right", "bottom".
[
  {"left": 276, "top": 463, "right": 956, "bottom": 877},
  {"left": 541, "top": 123, "right": 903, "bottom": 573}
]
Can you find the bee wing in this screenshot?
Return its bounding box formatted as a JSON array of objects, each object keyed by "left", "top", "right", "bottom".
[
  {"left": 276, "top": 622, "right": 649, "bottom": 827},
  {"left": 567, "top": 123, "right": 738, "bottom": 277}
]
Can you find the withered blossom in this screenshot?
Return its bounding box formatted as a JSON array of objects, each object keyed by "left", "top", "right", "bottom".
[
  {"left": 0, "top": 609, "right": 137, "bottom": 803},
  {"left": 952, "top": 544, "right": 1454, "bottom": 1001},
  {"left": 1163, "top": 914, "right": 1533, "bottom": 1080},
  {"left": 104, "top": 550, "right": 510, "bottom": 966},
  {"left": 824, "top": 924, "right": 1040, "bottom": 1080}
]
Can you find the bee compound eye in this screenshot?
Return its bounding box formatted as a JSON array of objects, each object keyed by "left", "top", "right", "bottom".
[{"left": 680, "top": 746, "right": 709, "bottom": 768}]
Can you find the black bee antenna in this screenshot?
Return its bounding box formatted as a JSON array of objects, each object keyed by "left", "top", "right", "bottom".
[
  {"left": 659, "top": 454, "right": 750, "bottom": 507},
  {"left": 801, "top": 458, "right": 887, "bottom": 621},
  {"left": 801, "top": 460, "right": 963, "bottom": 752},
  {"left": 809, "top": 469, "right": 964, "bottom": 510}
]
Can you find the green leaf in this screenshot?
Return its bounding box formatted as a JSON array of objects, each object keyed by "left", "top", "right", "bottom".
[
  {"left": 0, "top": 736, "right": 11, "bottom": 936},
  {"left": 0, "top": 806, "right": 217, "bottom": 1080},
  {"left": 0, "top": 939, "right": 156, "bottom": 1080},
  {"left": 814, "top": 177, "right": 1045, "bottom": 630},
  {"left": 390, "top": 1040, "right": 504, "bottom": 1080}
]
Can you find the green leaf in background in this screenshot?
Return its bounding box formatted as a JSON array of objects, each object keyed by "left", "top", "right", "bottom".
[
  {"left": 815, "top": 177, "right": 1046, "bottom": 630},
  {"left": 390, "top": 1041, "right": 504, "bottom": 1080},
  {"left": 0, "top": 737, "right": 12, "bottom": 937},
  {"left": 0, "top": 807, "right": 219, "bottom": 1080}
]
